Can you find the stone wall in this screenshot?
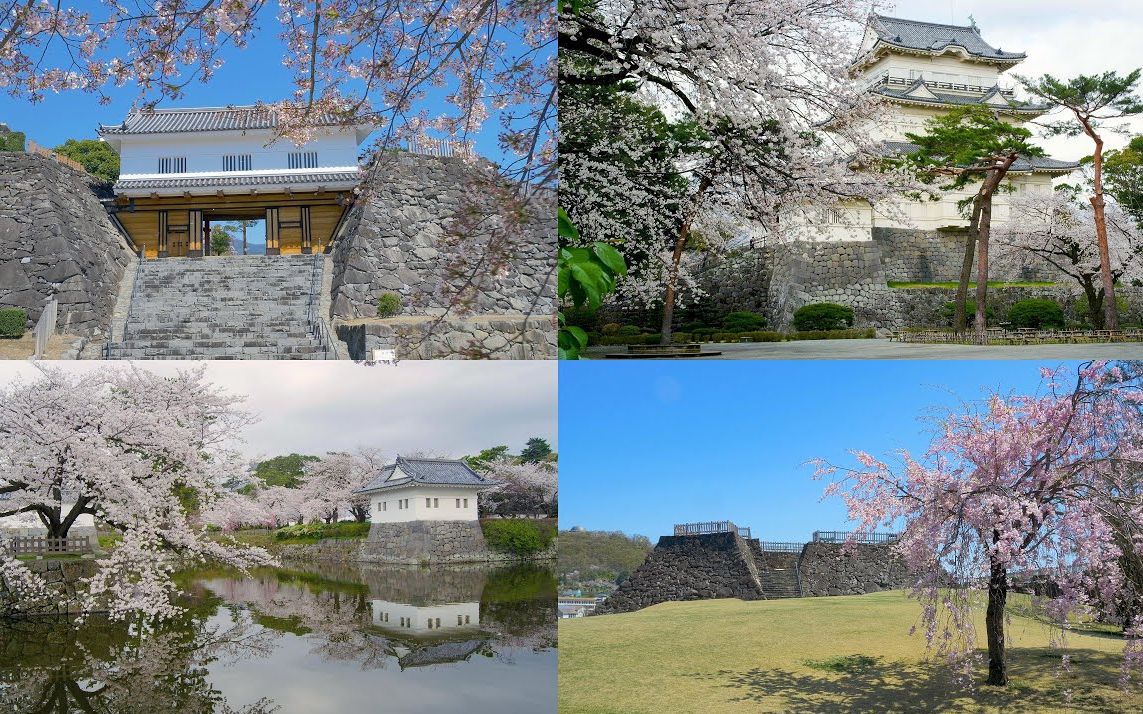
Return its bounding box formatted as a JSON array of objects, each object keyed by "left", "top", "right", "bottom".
[
  {"left": 798, "top": 542, "right": 912, "bottom": 597},
  {"left": 597, "top": 532, "right": 764, "bottom": 614},
  {"left": 0, "top": 558, "right": 97, "bottom": 618},
  {"left": 327, "top": 152, "right": 555, "bottom": 357},
  {"left": 891, "top": 285, "right": 1143, "bottom": 328},
  {"left": 871, "top": 227, "right": 1050, "bottom": 283},
  {"left": 336, "top": 314, "right": 555, "bottom": 360},
  {"left": 350, "top": 521, "right": 556, "bottom": 565},
  {"left": 0, "top": 153, "right": 132, "bottom": 336}
]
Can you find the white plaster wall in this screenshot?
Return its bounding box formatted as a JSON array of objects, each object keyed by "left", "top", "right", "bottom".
[
  {"left": 113, "top": 128, "right": 361, "bottom": 178},
  {"left": 370, "top": 600, "right": 481, "bottom": 635},
  {"left": 874, "top": 173, "right": 1057, "bottom": 230},
  {"left": 860, "top": 53, "right": 1006, "bottom": 90},
  {"left": 369, "top": 487, "right": 481, "bottom": 523}
]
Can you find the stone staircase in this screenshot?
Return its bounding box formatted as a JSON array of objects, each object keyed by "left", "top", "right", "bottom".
[
  {"left": 749, "top": 542, "right": 804, "bottom": 599},
  {"left": 106, "top": 255, "right": 335, "bottom": 359}
]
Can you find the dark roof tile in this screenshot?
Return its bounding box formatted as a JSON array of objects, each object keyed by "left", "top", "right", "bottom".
[
  {"left": 356, "top": 457, "right": 498, "bottom": 493},
  {"left": 113, "top": 171, "right": 361, "bottom": 191},
  {"left": 98, "top": 106, "right": 350, "bottom": 135},
  {"left": 870, "top": 15, "right": 1025, "bottom": 61}
]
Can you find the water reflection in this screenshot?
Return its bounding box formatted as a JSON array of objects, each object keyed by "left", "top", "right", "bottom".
[{"left": 0, "top": 563, "right": 556, "bottom": 713}]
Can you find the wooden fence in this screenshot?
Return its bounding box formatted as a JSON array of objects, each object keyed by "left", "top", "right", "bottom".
[
  {"left": 32, "top": 298, "right": 57, "bottom": 360},
  {"left": 812, "top": 530, "right": 899, "bottom": 545},
  {"left": 26, "top": 140, "right": 88, "bottom": 173},
  {"left": 673, "top": 521, "right": 751, "bottom": 539},
  {"left": 892, "top": 328, "right": 1143, "bottom": 345},
  {"left": 11, "top": 535, "right": 91, "bottom": 556}
]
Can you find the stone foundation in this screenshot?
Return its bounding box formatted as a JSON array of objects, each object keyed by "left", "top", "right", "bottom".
[
  {"left": 0, "top": 559, "right": 97, "bottom": 618},
  {"left": 798, "top": 542, "right": 911, "bottom": 597},
  {"left": 336, "top": 314, "right": 555, "bottom": 359}
]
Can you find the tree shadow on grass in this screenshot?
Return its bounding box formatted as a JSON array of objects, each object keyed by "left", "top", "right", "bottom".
[{"left": 682, "top": 647, "right": 1138, "bottom": 713}]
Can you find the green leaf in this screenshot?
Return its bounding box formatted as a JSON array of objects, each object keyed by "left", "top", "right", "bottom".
[
  {"left": 558, "top": 208, "right": 580, "bottom": 242},
  {"left": 565, "top": 325, "right": 588, "bottom": 349},
  {"left": 570, "top": 263, "right": 604, "bottom": 309},
  {"left": 591, "top": 242, "right": 627, "bottom": 277}
]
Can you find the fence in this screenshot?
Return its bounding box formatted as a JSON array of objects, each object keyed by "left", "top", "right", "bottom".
[
  {"left": 759, "top": 541, "right": 804, "bottom": 553},
  {"left": 11, "top": 535, "right": 91, "bottom": 556},
  {"left": 812, "top": 530, "right": 900, "bottom": 545},
  {"left": 406, "top": 136, "right": 474, "bottom": 158},
  {"left": 26, "top": 140, "right": 88, "bottom": 173},
  {"left": 32, "top": 298, "right": 57, "bottom": 360},
  {"left": 673, "top": 521, "right": 751, "bottom": 539}
]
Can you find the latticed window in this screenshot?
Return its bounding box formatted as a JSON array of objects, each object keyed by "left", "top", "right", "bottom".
[
  {"left": 288, "top": 151, "right": 318, "bottom": 169},
  {"left": 222, "top": 154, "right": 252, "bottom": 171},
  {"left": 157, "top": 156, "right": 186, "bottom": 173}
]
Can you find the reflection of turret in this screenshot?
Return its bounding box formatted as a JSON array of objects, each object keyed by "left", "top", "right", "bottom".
[
  {"left": 396, "top": 640, "right": 490, "bottom": 669},
  {"left": 370, "top": 599, "right": 481, "bottom": 638},
  {"left": 357, "top": 564, "right": 489, "bottom": 605}
]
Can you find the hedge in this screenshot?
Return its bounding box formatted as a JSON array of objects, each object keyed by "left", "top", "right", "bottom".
[
  {"left": 482, "top": 518, "right": 557, "bottom": 556},
  {"left": 793, "top": 303, "right": 855, "bottom": 331},
  {"left": 274, "top": 521, "right": 371, "bottom": 541},
  {"left": 591, "top": 328, "right": 874, "bottom": 345},
  {"left": 1008, "top": 298, "right": 1065, "bottom": 329},
  {"left": 0, "top": 308, "right": 27, "bottom": 338}
]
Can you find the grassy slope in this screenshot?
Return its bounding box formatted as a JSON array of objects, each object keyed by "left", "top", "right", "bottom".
[{"left": 559, "top": 591, "right": 1143, "bottom": 713}]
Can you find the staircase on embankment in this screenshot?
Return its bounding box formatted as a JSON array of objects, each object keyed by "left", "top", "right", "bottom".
[
  {"left": 749, "top": 541, "right": 804, "bottom": 599},
  {"left": 106, "top": 255, "right": 336, "bottom": 359}
]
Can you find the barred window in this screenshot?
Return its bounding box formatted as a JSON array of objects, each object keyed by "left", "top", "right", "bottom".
[
  {"left": 288, "top": 151, "right": 318, "bottom": 169},
  {"left": 158, "top": 156, "right": 186, "bottom": 173},
  {"left": 222, "top": 154, "right": 252, "bottom": 171}
]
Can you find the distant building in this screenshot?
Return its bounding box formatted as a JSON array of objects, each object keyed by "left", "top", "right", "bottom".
[{"left": 355, "top": 457, "right": 499, "bottom": 524}]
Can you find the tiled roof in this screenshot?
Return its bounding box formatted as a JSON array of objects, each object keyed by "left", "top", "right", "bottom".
[
  {"left": 113, "top": 171, "right": 361, "bottom": 191},
  {"left": 98, "top": 106, "right": 349, "bottom": 135},
  {"left": 870, "top": 15, "right": 1025, "bottom": 61},
  {"left": 872, "top": 78, "right": 1049, "bottom": 113},
  {"left": 356, "top": 457, "right": 498, "bottom": 493},
  {"left": 882, "top": 141, "right": 1080, "bottom": 173}
]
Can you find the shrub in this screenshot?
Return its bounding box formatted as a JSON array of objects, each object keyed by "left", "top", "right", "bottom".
[
  {"left": 600, "top": 322, "right": 623, "bottom": 335},
  {"left": 679, "top": 321, "right": 711, "bottom": 333},
  {"left": 616, "top": 324, "right": 643, "bottom": 336},
  {"left": 598, "top": 333, "right": 661, "bottom": 346},
  {"left": 720, "top": 311, "right": 766, "bottom": 331},
  {"left": 0, "top": 308, "right": 27, "bottom": 338},
  {"left": 792, "top": 303, "right": 854, "bottom": 331},
  {"left": 1074, "top": 294, "right": 1129, "bottom": 323},
  {"left": 376, "top": 293, "right": 401, "bottom": 318},
  {"left": 941, "top": 300, "right": 994, "bottom": 327},
  {"left": 482, "top": 519, "right": 555, "bottom": 556},
  {"left": 274, "top": 521, "right": 371, "bottom": 541},
  {"left": 787, "top": 328, "right": 876, "bottom": 341},
  {"left": 1008, "top": 298, "right": 1065, "bottom": 329}
]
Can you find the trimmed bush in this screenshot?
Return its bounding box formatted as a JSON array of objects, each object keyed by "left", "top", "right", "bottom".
[
  {"left": 482, "top": 519, "right": 556, "bottom": 556},
  {"left": 1008, "top": 298, "right": 1065, "bottom": 329},
  {"left": 792, "top": 303, "right": 854, "bottom": 331},
  {"left": 679, "top": 321, "right": 712, "bottom": 333},
  {"left": 0, "top": 308, "right": 27, "bottom": 338},
  {"left": 720, "top": 311, "right": 766, "bottom": 331},
  {"left": 786, "top": 328, "right": 876, "bottom": 341},
  {"left": 616, "top": 325, "right": 643, "bottom": 336},
  {"left": 376, "top": 293, "right": 401, "bottom": 318},
  {"left": 600, "top": 322, "right": 623, "bottom": 335},
  {"left": 941, "top": 300, "right": 995, "bottom": 327}
]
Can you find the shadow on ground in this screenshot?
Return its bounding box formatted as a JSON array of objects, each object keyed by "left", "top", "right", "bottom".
[{"left": 683, "top": 647, "right": 1134, "bottom": 713}]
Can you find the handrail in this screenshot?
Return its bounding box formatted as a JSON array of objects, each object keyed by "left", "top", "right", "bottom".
[
  {"left": 812, "top": 530, "right": 900, "bottom": 544},
  {"left": 32, "top": 298, "right": 57, "bottom": 360},
  {"left": 105, "top": 253, "right": 145, "bottom": 359},
  {"left": 305, "top": 255, "right": 334, "bottom": 359}
]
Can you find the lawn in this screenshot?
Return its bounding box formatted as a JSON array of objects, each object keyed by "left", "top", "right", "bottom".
[
  {"left": 887, "top": 281, "right": 1056, "bottom": 289},
  {"left": 558, "top": 591, "right": 1143, "bottom": 713}
]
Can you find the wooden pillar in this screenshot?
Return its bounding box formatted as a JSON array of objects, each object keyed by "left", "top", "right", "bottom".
[
  {"left": 265, "top": 207, "right": 280, "bottom": 255},
  {"left": 187, "top": 209, "right": 204, "bottom": 257},
  {"left": 204, "top": 218, "right": 211, "bottom": 256},
  {"left": 301, "top": 206, "right": 312, "bottom": 254},
  {"left": 158, "top": 211, "right": 169, "bottom": 258}
]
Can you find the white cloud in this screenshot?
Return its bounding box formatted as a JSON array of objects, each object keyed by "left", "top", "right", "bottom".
[{"left": 0, "top": 362, "right": 556, "bottom": 460}]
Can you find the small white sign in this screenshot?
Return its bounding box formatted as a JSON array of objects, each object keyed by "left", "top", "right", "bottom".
[{"left": 373, "top": 349, "right": 398, "bottom": 364}]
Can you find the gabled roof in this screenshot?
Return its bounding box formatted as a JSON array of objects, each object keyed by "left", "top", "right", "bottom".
[
  {"left": 882, "top": 141, "right": 1080, "bottom": 174},
  {"left": 868, "top": 15, "right": 1026, "bottom": 62},
  {"left": 97, "top": 106, "right": 363, "bottom": 135},
  {"left": 355, "top": 457, "right": 498, "bottom": 493},
  {"left": 871, "top": 81, "right": 1051, "bottom": 114}
]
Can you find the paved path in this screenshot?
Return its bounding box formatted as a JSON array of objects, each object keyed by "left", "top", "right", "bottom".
[{"left": 587, "top": 339, "right": 1143, "bottom": 360}]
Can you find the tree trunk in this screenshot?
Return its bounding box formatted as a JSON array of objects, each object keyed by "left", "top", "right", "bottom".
[
  {"left": 975, "top": 192, "right": 994, "bottom": 343},
  {"left": 954, "top": 203, "right": 982, "bottom": 333},
  {"left": 659, "top": 174, "right": 714, "bottom": 345},
  {"left": 1087, "top": 132, "right": 1120, "bottom": 330},
  {"left": 242, "top": 223, "right": 248, "bottom": 256},
  {"left": 1080, "top": 277, "right": 1105, "bottom": 329},
  {"left": 986, "top": 559, "right": 1009, "bottom": 686}
]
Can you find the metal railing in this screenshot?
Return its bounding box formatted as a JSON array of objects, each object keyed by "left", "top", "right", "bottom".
[
  {"left": 759, "top": 541, "right": 803, "bottom": 553},
  {"left": 32, "top": 298, "right": 57, "bottom": 360},
  {"left": 11, "top": 535, "right": 91, "bottom": 556},
  {"left": 674, "top": 521, "right": 750, "bottom": 539},
  {"left": 407, "top": 136, "right": 474, "bottom": 158},
  {"left": 305, "top": 255, "right": 336, "bottom": 359},
  {"left": 812, "top": 530, "right": 900, "bottom": 545}
]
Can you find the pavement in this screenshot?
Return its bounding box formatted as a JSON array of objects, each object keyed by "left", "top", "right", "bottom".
[{"left": 586, "top": 339, "right": 1143, "bottom": 360}]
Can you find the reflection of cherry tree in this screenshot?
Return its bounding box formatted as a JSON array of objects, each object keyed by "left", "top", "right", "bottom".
[
  {"left": 0, "top": 366, "right": 274, "bottom": 620},
  {"left": 0, "top": 606, "right": 280, "bottom": 713}
]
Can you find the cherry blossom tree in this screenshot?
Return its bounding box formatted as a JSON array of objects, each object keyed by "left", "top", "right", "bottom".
[
  {"left": 560, "top": 0, "right": 913, "bottom": 342},
  {"left": 298, "top": 448, "right": 386, "bottom": 523},
  {"left": 0, "top": 365, "right": 274, "bottom": 621},
  {"left": 477, "top": 456, "right": 556, "bottom": 517},
  {"left": 813, "top": 361, "right": 1143, "bottom": 688},
  {"left": 997, "top": 190, "right": 1143, "bottom": 327}
]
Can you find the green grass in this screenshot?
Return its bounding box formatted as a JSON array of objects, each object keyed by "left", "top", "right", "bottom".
[
  {"left": 558, "top": 590, "right": 1143, "bottom": 713},
  {"left": 887, "top": 281, "right": 1056, "bottom": 289}
]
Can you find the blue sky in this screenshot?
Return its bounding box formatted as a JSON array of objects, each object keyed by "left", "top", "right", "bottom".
[
  {"left": 559, "top": 360, "right": 1082, "bottom": 542},
  {"left": 0, "top": 13, "right": 540, "bottom": 163}
]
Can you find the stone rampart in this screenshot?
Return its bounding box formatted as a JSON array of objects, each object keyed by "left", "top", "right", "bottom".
[{"left": 0, "top": 153, "right": 132, "bottom": 336}]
